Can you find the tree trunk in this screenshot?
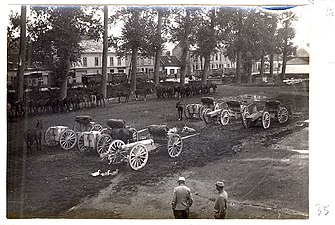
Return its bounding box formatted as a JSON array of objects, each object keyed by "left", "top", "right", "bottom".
[
  {"left": 16, "top": 5, "right": 27, "bottom": 102},
  {"left": 247, "top": 62, "right": 253, "bottom": 84},
  {"left": 200, "top": 7, "right": 215, "bottom": 85},
  {"left": 180, "top": 9, "right": 190, "bottom": 85},
  {"left": 260, "top": 53, "right": 265, "bottom": 81},
  {"left": 153, "top": 9, "right": 163, "bottom": 88},
  {"left": 201, "top": 54, "right": 210, "bottom": 84},
  {"left": 281, "top": 20, "right": 288, "bottom": 80},
  {"left": 236, "top": 50, "right": 242, "bottom": 84},
  {"left": 101, "top": 5, "right": 108, "bottom": 99},
  {"left": 60, "top": 54, "right": 70, "bottom": 100},
  {"left": 130, "top": 48, "right": 138, "bottom": 93},
  {"left": 269, "top": 53, "right": 274, "bottom": 81}
]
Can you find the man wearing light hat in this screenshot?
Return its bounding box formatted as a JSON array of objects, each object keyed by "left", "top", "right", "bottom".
[
  {"left": 171, "top": 177, "right": 193, "bottom": 219},
  {"left": 214, "top": 181, "right": 228, "bottom": 219}
]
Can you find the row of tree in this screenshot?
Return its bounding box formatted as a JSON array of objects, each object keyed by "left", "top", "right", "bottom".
[{"left": 8, "top": 5, "right": 296, "bottom": 102}]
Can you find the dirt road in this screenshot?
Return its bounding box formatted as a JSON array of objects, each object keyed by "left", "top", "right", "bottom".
[{"left": 6, "top": 84, "right": 309, "bottom": 219}]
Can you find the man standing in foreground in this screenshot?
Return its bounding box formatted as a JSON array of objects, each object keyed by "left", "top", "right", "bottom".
[
  {"left": 171, "top": 177, "right": 193, "bottom": 219},
  {"left": 214, "top": 181, "right": 228, "bottom": 219}
]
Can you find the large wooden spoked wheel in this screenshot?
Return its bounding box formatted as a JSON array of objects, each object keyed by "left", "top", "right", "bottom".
[
  {"left": 96, "top": 134, "right": 112, "bottom": 155},
  {"left": 107, "top": 140, "right": 126, "bottom": 164},
  {"left": 59, "top": 129, "right": 77, "bottom": 150},
  {"left": 198, "top": 105, "right": 205, "bottom": 119},
  {"left": 128, "top": 144, "right": 149, "bottom": 171},
  {"left": 100, "top": 127, "right": 110, "bottom": 134},
  {"left": 220, "top": 109, "right": 230, "bottom": 125},
  {"left": 90, "top": 123, "right": 103, "bottom": 132},
  {"left": 184, "top": 104, "right": 191, "bottom": 119},
  {"left": 77, "top": 133, "right": 89, "bottom": 153},
  {"left": 262, "top": 111, "right": 271, "bottom": 129},
  {"left": 277, "top": 106, "right": 289, "bottom": 124},
  {"left": 129, "top": 128, "right": 138, "bottom": 142},
  {"left": 167, "top": 133, "right": 183, "bottom": 158},
  {"left": 45, "top": 127, "right": 58, "bottom": 146},
  {"left": 203, "top": 108, "right": 212, "bottom": 124}
]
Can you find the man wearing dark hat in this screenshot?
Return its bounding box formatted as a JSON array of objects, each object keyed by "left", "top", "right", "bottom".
[
  {"left": 171, "top": 177, "right": 193, "bottom": 219},
  {"left": 214, "top": 181, "right": 228, "bottom": 219}
]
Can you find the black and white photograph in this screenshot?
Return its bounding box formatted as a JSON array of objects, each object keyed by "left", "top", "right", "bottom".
[{"left": 3, "top": 0, "right": 334, "bottom": 223}]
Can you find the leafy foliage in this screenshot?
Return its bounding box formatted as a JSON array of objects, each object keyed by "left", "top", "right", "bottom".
[{"left": 29, "top": 6, "right": 103, "bottom": 87}]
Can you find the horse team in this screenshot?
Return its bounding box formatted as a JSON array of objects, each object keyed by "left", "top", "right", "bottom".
[
  {"left": 156, "top": 82, "right": 217, "bottom": 99},
  {"left": 8, "top": 81, "right": 217, "bottom": 119}
]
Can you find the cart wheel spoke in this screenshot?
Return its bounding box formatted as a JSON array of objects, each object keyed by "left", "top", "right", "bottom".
[
  {"left": 128, "top": 144, "right": 148, "bottom": 171},
  {"left": 105, "top": 140, "right": 125, "bottom": 164},
  {"left": 184, "top": 105, "right": 191, "bottom": 119},
  {"left": 262, "top": 111, "right": 271, "bottom": 129},
  {"left": 97, "top": 134, "right": 112, "bottom": 155},
  {"left": 45, "top": 127, "right": 58, "bottom": 147},
  {"left": 77, "top": 133, "right": 89, "bottom": 153},
  {"left": 203, "top": 108, "right": 212, "bottom": 124},
  {"left": 167, "top": 134, "right": 183, "bottom": 157},
  {"left": 90, "top": 123, "right": 103, "bottom": 131},
  {"left": 278, "top": 107, "right": 289, "bottom": 123},
  {"left": 220, "top": 110, "right": 229, "bottom": 125},
  {"left": 59, "top": 129, "right": 77, "bottom": 150}
]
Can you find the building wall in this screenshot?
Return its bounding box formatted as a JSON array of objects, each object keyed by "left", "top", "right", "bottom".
[
  {"left": 190, "top": 52, "right": 235, "bottom": 75},
  {"left": 74, "top": 51, "right": 131, "bottom": 84}
]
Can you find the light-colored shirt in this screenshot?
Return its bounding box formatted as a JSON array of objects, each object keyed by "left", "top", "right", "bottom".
[
  {"left": 214, "top": 191, "right": 228, "bottom": 218},
  {"left": 171, "top": 184, "right": 193, "bottom": 210}
]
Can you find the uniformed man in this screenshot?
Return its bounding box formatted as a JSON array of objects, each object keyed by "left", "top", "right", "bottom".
[
  {"left": 214, "top": 181, "right": 228, "bottom": 219},
  {"left": 171, "top": 177, "right": 193, "bottom": 219}
]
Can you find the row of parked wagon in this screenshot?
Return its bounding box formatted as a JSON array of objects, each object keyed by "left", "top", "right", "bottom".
[
  {"left": 184, "top": 94, "right": 289, "bottom": 129},
  {"left": 44, "top": 116, "right": 197, "bottom": 171}
]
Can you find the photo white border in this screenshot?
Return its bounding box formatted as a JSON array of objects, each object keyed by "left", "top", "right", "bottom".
[{"left": 2, "top": 0, "right": 335, "bottom": 225}]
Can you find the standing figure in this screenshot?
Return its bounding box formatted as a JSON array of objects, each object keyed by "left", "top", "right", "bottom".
[
  {"left": 214, "top": 181, "right": 228, "bottom": 219},
  {"left": 171, "top": 177, "right": 193, "bottom": 219},
  {"left": 176, "top": 101, "right": 184, "bottom": 121}
]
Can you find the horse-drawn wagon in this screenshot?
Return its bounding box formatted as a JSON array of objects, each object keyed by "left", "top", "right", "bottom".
[
  {"left": 100, "top": 125, "right": 199, "bottom": 171},
  {"left": 241, "top": 100, "right": 289, "bottom": 129},
  {"left": 184, "top": 97, "right": 224, "bottom": 120},
  {"left": 44, "top": 115, "right": 106, "bottom": 151}
]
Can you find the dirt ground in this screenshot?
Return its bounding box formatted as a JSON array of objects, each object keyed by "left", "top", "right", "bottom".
[{"left": 6, "top": 84, "right": 309, "bottom": 220}]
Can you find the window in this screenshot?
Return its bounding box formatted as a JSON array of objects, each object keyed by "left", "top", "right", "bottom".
[
  {"left": 141, "top": 58, "right": 144, "bottom": 66},
  {"left": 117, "top": 58, "right": 122, "bottom": 66},
  {"left": 118, "top": 69, "right": 124, "bottom": 73},
  {"left": 215, "top": 54, "right": 218, "bottom": 61},
  {"left": 83, "top": 57, "right": 87, "bottom": 67},
  {"left": 94, "top": 57, "right": 99, "bottom": 66},
  {"left": 110, "top": 57, "right": 114, "bottom": 66},
  {"left": 110, "top": 69, "right": 115, "bottom": 74},
  {"left": 170, "top": 69, "right": 175, "bottom": 74}
]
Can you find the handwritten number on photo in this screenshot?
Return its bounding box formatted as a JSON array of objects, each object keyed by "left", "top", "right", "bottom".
[{"left": 316, "top": 204, "right": 329, "bottom": 216}]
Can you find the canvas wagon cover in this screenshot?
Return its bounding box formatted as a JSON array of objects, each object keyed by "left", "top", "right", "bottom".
[
  {"left": 201, "top": 97, "right": 214, "bottom": 105},
  {"left": 148, "top": 125, "right": 168, "bottom": 136},
  {"left": 107, "top": 119, "right": 125, "bottom": 129}
]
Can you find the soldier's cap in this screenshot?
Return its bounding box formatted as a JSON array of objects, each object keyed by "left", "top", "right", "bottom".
[
  {"left": 178, "top": 177, "right": 186, "bottom": 182},
  {"left": 216, "top": 181, "right": 224, "bottom": 188}
]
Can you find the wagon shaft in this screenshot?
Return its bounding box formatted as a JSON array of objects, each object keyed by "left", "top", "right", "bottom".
[
  {"left": 246, "top": 112, "right": 263, "bottom": 121},
  {"left": 207, "top": 109, "right": 222, "bottom": 117},
  {"left": 121, "top": 139, "right": 154, "bottom": 150},
  {"left": 181, "top": 133, "right": 200, "bottom": 140}
]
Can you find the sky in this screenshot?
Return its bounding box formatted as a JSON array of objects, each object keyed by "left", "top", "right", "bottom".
[{"left": 6, "top": 4, "right": 311, "bottom": 52}]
